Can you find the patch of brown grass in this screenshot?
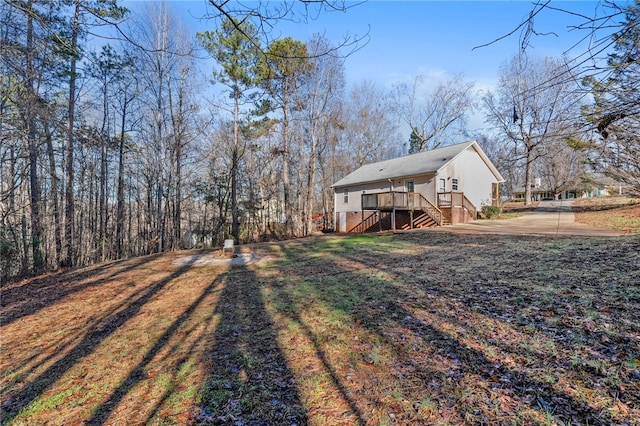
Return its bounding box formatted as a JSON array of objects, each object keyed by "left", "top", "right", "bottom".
[
  {"left": 2, "top": 233, "right": 639, "bottom": 425},
  {"left": 573, "top": 196, "right": 640, "bottom": 234},
  {"left": 501, "top": 200, "right": 541, "bottom": 213}
]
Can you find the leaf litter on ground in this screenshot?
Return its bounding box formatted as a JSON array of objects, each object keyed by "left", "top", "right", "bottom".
[{"left": 1, "top": 228, "right": 639, "bottom": 425}]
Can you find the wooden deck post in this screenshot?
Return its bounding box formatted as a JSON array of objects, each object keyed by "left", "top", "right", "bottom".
[{"left": 391, "top": 190, "right": 396, "bottom": 231}]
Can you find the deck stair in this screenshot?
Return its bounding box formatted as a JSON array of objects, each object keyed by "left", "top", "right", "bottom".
[{"left": 401, "top": 210, "right": 450, "bottom": 230}]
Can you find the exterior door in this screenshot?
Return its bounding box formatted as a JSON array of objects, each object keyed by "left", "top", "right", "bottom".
[{"left": 405, "top": 180, "right": 415, "bottom": 193}]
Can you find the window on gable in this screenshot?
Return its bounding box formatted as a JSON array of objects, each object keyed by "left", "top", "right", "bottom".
[{"left": 452, "top": 178, "right": 458, "bottom": 191}]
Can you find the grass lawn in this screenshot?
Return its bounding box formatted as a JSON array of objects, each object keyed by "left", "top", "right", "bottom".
[
  {"left": 1, "top": 207, "right": 639, "bottom": 425},
  {"left": 573, "top": 196, "right": 640, "bottom": 234}
]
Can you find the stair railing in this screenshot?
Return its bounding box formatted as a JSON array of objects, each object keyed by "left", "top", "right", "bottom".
[{"left": 410, "top": 192, "right": 444, "bottom": 226}]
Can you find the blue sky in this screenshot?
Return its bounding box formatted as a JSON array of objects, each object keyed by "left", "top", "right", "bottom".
[
  {"left": 121, "top": 1, "right": 618, "bottom": 136},
  {"left": 146, "top": 1, "right": 612, "bottom": 90}
]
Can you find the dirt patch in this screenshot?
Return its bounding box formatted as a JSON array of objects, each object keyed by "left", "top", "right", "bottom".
[
  {"left": 171, "top": 251, "right": 277, "bottom": 268},
  {"left": 501, "top": 200, "right": 540, "bottom": 213}
]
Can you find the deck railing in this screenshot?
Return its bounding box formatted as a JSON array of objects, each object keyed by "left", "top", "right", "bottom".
[
  {"left": 437, "top": 191, "right": 477, "bottom": 218},
  {"left": 361, "top": 191, "right": 444, "bottom": 225}
]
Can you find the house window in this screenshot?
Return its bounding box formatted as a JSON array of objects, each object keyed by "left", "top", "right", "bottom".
[
  {"left": 406, "top": 180, "right": 415, "bottom": 193},
  {"left": 439, "top": 178, "right": 446, "bottom": 192},
  {"left": 452, "top": 178, "right": 458, "bottom": 191},
  {"left": 343, "top": 188, "right": 348, "bottom": 203}
]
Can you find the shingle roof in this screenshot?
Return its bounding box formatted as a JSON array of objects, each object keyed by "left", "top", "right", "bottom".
[{"left": 332, "top": 140, "right": 501, "bottom": 188}]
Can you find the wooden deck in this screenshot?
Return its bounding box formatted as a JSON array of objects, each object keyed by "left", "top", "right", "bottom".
[
  {"left": 361, "top": 191, "right": 447, "bottom": 228},
  {"left": 354, "top": 191, "right": 478, "bottom": 232}
]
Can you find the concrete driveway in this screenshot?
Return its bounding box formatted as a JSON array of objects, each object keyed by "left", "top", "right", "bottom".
[{"left": 435, "top": 200, "right": 625, "bottom": 237}]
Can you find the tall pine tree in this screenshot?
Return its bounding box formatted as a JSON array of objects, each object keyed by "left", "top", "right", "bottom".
[{"left": 197, "top": 18, "right": 261, "bottom": 243}]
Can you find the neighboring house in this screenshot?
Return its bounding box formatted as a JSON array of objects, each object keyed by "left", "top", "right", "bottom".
[
  {"left": 331, "top": 140, "right": 505, "bottom": 233},
  {"left": 511, "top": 176, "right": 614, "bottom": 201},
  {"left": 511, "top": 178, "right": 565, "bottom": 201},
  {"left": 511, "top": 186, "right": 587, "bottom": 201}
]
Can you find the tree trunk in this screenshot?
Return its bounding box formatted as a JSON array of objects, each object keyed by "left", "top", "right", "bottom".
[
  {"left": 21, "top": 213, "right": 29, "bottom": 274},
  {"left": 115, "top": 96, "right": 128, "bottom": 259},
  {"left": 63, "top": 0, "right": 80, "bottom": 267},
  {"left": 99, "top": 140, "right": 107, "bottom": 261},
  {"left": 282, "top": 93, "right": 293, "bottom": 237},
  {"left": 231, "top": 94, "right": 240, "bottom": 242},
  {"left": 26, "top": 0, "right": 43, "bottom": 272},
  {"left": 174, "top": 146, "right": 182, "bottom": 249},
  {"left": 144, "top": 176, "right": 152, "bottom": 254},
  {"left": 304, "top": 124, "right": 318, "bottom": 236},
  {"left": 99, "top": 79, "right": 109, "bottom": 261},
  {"left": 524, "top": 145, "right": 534, "bottom": 205},
  {"left": 156, "top": 181, "right": 163, "bottom": 253},
  {"left": 45, "top": 123, "right": 62, "bottom": 267}
]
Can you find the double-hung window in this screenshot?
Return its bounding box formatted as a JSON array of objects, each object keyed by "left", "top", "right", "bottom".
[{"left": 343, "top": 188, "right": 349, "bottom": 203}]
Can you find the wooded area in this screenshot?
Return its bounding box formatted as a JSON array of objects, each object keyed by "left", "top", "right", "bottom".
[{"left": 1, "top": 0, "right": 639, "bottom": 279}]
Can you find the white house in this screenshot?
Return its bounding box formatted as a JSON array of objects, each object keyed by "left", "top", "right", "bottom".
[{"left": 331, "top": 140, "right": 505, "bottom": 233}]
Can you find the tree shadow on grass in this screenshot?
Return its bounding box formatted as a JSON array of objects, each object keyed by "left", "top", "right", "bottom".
[
  {"left": 0, "top": 254, "right": 161, "bottom": 326},
  {"left": 274, "top": 290, "right": 368, "bottom": 425},
  {"left": 85, "top": 272, "right": 227, "bottom": 425},
  {"left": 332, "top": 240, "right": 633, "bottom": 425},
  {"left": 272, "top": 235, "right": 626, "bottom": 425},
  {"left": 0, "top": 253, "right": 202, "bottom": 424},
  {"left": 196, "top": 256, "right": 308, "bottom": 425}
]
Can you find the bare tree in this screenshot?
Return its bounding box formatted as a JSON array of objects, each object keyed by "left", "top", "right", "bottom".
[
  {"left": 342, "top": 80, "right": 402, "bottom": 167},
  {"left": 484, "top": 54, "right": 580, "bottom": 205},
  {"left": 0, "top": 0, "right": 392, "bottom": 279},
  {"left": 389, "top": 73, "right": 475, "bottom": 152},
  {"left": 128, "top": 1, "right": 199, "bottom": 253},
  {"left": 60, "top": 0, "right": 126, "bottom": 267},
  {"left": 535, "top": 135, "right": 586, "bottom": 199},
  {"left": 201, "top": 0, "right": 366, "bottom": 57},
  {"left": 24, "top": 0, "right": 45, "bottom": 271},
  {"left": 297, "top": 34, "right": 345, "bottom": 236},
  {"left": 111, "top": 50, "right": 137, "bottom": 259}
]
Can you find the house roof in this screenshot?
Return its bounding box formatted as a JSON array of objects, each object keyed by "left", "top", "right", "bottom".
[{"left": 331, "top": 140, "right": 505, "bottom": 188}]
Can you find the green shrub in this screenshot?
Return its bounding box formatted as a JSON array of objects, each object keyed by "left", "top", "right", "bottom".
[{"left": 481, "top": 205, "right": 501, "bottom": 219}]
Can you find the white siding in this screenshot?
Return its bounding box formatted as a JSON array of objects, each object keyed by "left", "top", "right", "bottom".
[
  {"left": 334, "top": 185, "right": 361, "bottom": 212},
  {"left": 437, "top": 148, "right": 497, "bottom": 208},
  {"left": 332, "top": 142, "right": 503, "bottom": 223},
  {"left": 334, "top": 174, "right": 438, "bottom": 213}
]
